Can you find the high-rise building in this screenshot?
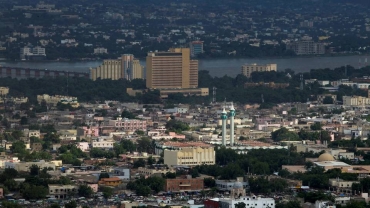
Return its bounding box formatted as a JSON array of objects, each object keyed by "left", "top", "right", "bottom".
[
  {"left": 90, "top": 59, "right": 122, "bottom": 80},
  {"left": 286, "top": 37, "right": 325, "bottom": 55},
  {"left": 121, "top": 54, "right": 134, "bottom": 80},
  {"left": 90, "top": 55, "right": 144, "bottom": 81},
  {"left": 146, "top": 48, "right": 198, "bottom": 89},
  {"left": 190, "top": 41, "right": 204, "bottom": 57},
  {"left": 132, "top": 59, "right": 144, "bottom": 79},
  {"left": 241, "top": 63, "right": 277, "bottom": 78}
]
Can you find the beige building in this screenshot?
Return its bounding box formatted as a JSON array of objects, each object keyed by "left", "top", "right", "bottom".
[
  {"left": 159, "top": 88, "right": 209, "bottom": 98},
  {"left": 343, "top": 96, "right": 370, "bottom": 106},
  {"left": 146, "top": 48, "right": 198, "bottom": 89},
  {"left": 329, "top": 178, "right": 358, "bottom": 194},
  {"left": 90, "top": 59, "right": 122, "bottom": 80},
  {"left": 90, "top": 55, "right": 144, "bottom": 81},
  {"left": 241, "top": 63, "right": 277, "bottom": 78},
  {"left": 132, "top": 59, "right": 144, "bottom": 79},
  {"left": 37, "top": 94, "right": 79, "bottom": 108},
  {"left": 48, "top": 184, "right": 78, "bottom": 199},
  {"left": 164, "top": 147, "right": 215, "bottom": 167},
  {"left": 0, "top": 87, "right": 9, "bottom": 96}
]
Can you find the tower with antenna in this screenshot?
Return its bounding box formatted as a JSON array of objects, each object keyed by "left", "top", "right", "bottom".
[
  {"left": 261, "top": 94, "right": 264, "bottom": 103},
  {"left": 229, "top": 103, "right": 236, "bottom": 147},
  {"left": 300, "top": 74, "right": 304, "bottom": 90},
  {"left": 212, "top": 87, "right": 217, "bottom": 103}
]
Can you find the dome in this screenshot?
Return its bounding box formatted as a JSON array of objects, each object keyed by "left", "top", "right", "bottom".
[
  {"left": 233, "top": 182, "right": 243, "bottom": 189},
  {"left": 318, "top": 153, "right": 335, "bottom": 162}
]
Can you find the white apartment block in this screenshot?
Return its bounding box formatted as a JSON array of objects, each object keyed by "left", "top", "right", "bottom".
[
  {"left": 241, "top": 63, "right": 277, "bottom": 78},
  {"left": 91, "top": 138, "right": 114, "bottom": 149},
  {"left": 108, "top": 117, "right": 147, "bottom": 131},
  {"left": 219, "top": 196, "right": 275, "bottom": 208}
]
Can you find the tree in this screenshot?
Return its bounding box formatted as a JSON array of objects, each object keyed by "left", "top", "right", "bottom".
[
  {"left": 165, "top": 120, "right": 190, "bottom": 133},
  {"left": 10, "top": 141, "right": 26, "bottom": 153},
  {"left": 133, "top": 158, "right": 146, "bottom": 168},
  {"left": 310, "top": 122, "right": 323, "bottom": 130},
  {"left": 276, "top": 201, "right": 302, "bottom": 208},
  {"left": 48, "top": 204, "right": 61, "bottom": 208},
  {"left": 100, "top": 186, "right": 114, "bottom": 199},
  {"left": 20, "top": 183, "right": 48, "bottom": 199},
  {"left": 20, "top": 116, "right": 28, "bottom": 125},
  {"left": 323, "top": 96, "right": 334, "bottom": 104},
  {"left": 78, "top": 185, "right": 93, "bottom": 198},
  {"left": 99, "top": 173, "right": 110, "bottom": 180},
  {"left": 220, "top": 163, "right": 244, "bottom": 180},
  {"left": 235, "top": 202, "right": 246, "bottom": 208},
  {"left": 147, "top": 156, "right": 155, "bottom": 165},
  {"left": 191, "top": 168, "right": 200, "bottom": 178},
  {"left": 204, "top": 178, "right": 216, "bottom": 188},
  {"left": 271, "top": 127, "right": 300, "bottom": 142},
  {"left": 64, "top": 201, "right": 77, "bottom": 208},
  {"left": 2, "top": 201, "right": 22, "bottom": 208},
  {"left": 29, "top": 164, "right": 40, "bottom": 176},
  {"left": 137, "top": 137, "right": 153, "bottom": 153},
  {"left": 4, "top": 179, "right": 18, "bottom": 191}
]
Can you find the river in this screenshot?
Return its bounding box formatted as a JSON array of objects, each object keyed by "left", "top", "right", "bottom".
[{"left": 0, "top": 55, "right": 368, "bottom": 77}]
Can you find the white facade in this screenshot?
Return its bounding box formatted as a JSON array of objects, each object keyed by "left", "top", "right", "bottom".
[
  {"left": 91, "top": 138, "right": 114, "bottom": 149},
  {"left": 219, "top": 196, "right": 275, "bottom": 208},
  {"left": 108, "top": 117, "right": 147, "bottom": 131},
  {"left": 315, "top": 201, "right": 336, "bottom": 208},
  {"left": 241, "top": 63, "right": 277, "bottom": 78}
]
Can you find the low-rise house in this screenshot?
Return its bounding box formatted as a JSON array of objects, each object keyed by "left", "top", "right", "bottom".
[
  {"left": 164, "top": 176, "right": 204, "bottom": 192},
  {"left": 5, "top": 160, "right": 56, "bottom": 172},
  {"left": 48, "top": 184, "right": 78, "bottom": 199},
  {"left": 98, "top": 177, "right": 122, "bottom": 187}
]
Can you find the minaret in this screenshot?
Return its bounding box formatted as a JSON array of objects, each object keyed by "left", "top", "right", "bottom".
[
  {"left": 229, "top": 103, "right": 236, "bottom": 146},
  {"left": 221, "top": 107, "right": 228, "bottom": 146}
]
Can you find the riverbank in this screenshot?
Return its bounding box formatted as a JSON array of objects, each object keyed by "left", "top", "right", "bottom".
[{"left": 1, "top": 55, "right": 368, "bottom": 77}]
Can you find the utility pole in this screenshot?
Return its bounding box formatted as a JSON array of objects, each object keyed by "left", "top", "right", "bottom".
[{"left": 212, "top": 87, "right": 217, "bottom": 103}]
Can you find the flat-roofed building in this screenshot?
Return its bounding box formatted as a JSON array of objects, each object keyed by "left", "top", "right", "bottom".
[
  {"left": 241, "top": 63, "right": 277, "bottom": 78},
  {"left": 164, "top": 176, "right": 204, "bottom": 192},
  {"left": 164, "top": 147, "right": 215, "bottom": 167},
  {"left": 48, "top": 184, "right": 77, "bottom": 199},
  {"left": 146, "top": 48, "right": 198, "bottom": 89},
  {"left": 0, "top": 87, "right": 9, "bottom": 96}
]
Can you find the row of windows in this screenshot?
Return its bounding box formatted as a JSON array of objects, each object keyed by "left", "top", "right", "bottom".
[{"left": 50, "top": 188, "right": 76, "bottom": 193}]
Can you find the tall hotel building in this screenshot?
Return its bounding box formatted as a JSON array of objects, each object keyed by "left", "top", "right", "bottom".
[
  {"left": 90, "top": 54, "right": 144, "bottom": 81},
  {"left": 146, "top": 48, "right": 198, "bottom": 89}
]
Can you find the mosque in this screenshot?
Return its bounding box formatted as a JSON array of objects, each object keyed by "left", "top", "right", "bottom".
[{"left": 220, "top": 103, "right": 236, "bottom": 146}]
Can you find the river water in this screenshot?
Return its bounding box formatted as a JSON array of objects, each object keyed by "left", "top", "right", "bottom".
[{"left": 0, "top": 55, "right": 368, "bottom": 77}]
